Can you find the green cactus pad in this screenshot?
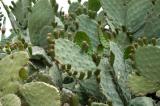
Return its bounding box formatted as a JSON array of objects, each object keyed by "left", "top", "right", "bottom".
[
  {"left": 128, "top": 75, "right": 160, "bottom": 96},
  {"left": 28, "top": 0, "right": 54, "bottom": 46},
  {"left": 11, "top": 0, "right": 31, "bottom": 28},
  {"left": 79, "top": 76, "right": 105, "bottom": 100},
  {"left": 31, "top": 46, "right": 52, "bottom": 66},
  {"left": 91, "top": 102, "right": 108, "bottom": 106},
  {"left": 134, "top": 45, "right": 160, "bottom": 82},
  {"left": 100, "top": 0, "right": 152, "bottom": 32},
  {"left": 0, "top": 51, "right": 29, "bottom": 96},
  {"left": 98, "top": 58, "right": 124, "bottom": 106},
  {"left": 109, "top": 41, "right": 131, "bottom": 101},
  {"left": 76, "top": 14, "right": 100, "bottom": 51},
  {"left": 128, "top": 45, "right": 160, "bottom": 95},
  {"left": 49, "top": 63, "right": 63, "bottom": 88},
  {"left": 74, "top": 31, "right": 91, "bottom": 50},
  {"left": 128, "top": 97, "right": 154, "bottom": 106},
  {"left": 54, "top": 38, "right": 96, "bottom": 77},
  {"left": 19, "top": 82, "right": 61, "bottom": 106},
  {"left": 0, "top": 94, "right": 21, "bottom": 106},
  {"left": 88, "top": 0, "right": 101, "bottom": 12}
]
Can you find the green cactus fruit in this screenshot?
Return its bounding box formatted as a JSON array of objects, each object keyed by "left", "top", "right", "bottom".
[
  {"left": 87, "top": 71, "right": 92, "bottom": 79},
  {"left": 142, "top": 37, "right": 147, "bottom": 45},
  {"left": 68, "top": 0, "right": 71, "bottom": 4},
  {"left": 19, "top": 67, "right": 29, "bottom": 80},
  {"left": 0, "top": 51, "right": 29, "bottom": 96},
  {"left": 152, "top": 38, "right": 157, "bottom": 46},
  {"left": 156, "top": 90, "right": 160, "bottom": 98},
  {"left": 19, "top": 82, "right": 61, "bottom": 106},
  {"left": 81, "top": 41, "right": 89, "bottom": 53},
  {"left": 137, "top": 38, "right": 144, "bottom": 46},
  {"left": 78, "top": 72, "right": 85, "bottom": 80},
  {"left": 0, "top": 94, "right": 21, "bottom": 106},
  {"left": 94, "top": 69, "right": 101, "bottom": 76}
]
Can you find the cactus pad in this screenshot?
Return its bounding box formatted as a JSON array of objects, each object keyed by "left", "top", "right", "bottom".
[
  {"left": 76, "top": 14, "right": 100, "bottom": 50},
  {"left": 99, "top": 58, "right": 124, "bottom": 106},
  {"left": 28, "top": 0, "right": 54, "bottom": 46},
  {"left": 128, "top": 97, "right": 154, "bottom": 106},
  {"left": 0, "top": 51, "right": 29, "bottom": 96},
  {"left": 134, "top": 45, "right": 160, "bottom": 82},
  {"left": 0, "top": 94, "right": 21, "bottom": 106},
  {"left": 54, "top": 38, "right": 96, "bottom": 77},
  {"left": 128, "top": 45, "right": 160, "bottom": 95},
  {"left": 91, "top": 102, "right": 108, "bottom": 106},
  {"left": 11, "top": 0, "right": 31, "bottom": 28},
  {"left": 128, "top": 75, "right": 160, "bottom": 95},
  {"left": 19, "top": 82, "right": 61, "bottom": 106}
]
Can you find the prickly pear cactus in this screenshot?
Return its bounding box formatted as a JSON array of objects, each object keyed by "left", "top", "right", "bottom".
[
  {"left": 0, "top": 0, "right": 160, "bottom": 105},
  {"left": 28, "top": 0, "right": 55, "bottom": 47},
  {"left": 10, "top": 0, "right": 31, "bottom": 28},
  {"left": 19, "top": 82, "right": 61, "bottom": 106},
  {"left": 54, "top": 38, "right": 97, "bottom": 79},
  {"left": 91, "top": 102, "right": 108, "bottom": 106},
  {"left": 0, "top": 51, "right": 29, "bottom": 96},
  {"left": 76, "top": 14, "right": 100, "bottom": 51},
  {"left": 128, "top": 97, "right": 154, "bottom": 106},
  {"left": 128, "top": 43, "right": 160, "bottom": 95},
  {"left": 98, "top": 58, "right": 125, "bottom": 106},
  {"left": 0, "top": 94, "right": 21, "bottom": 106}
]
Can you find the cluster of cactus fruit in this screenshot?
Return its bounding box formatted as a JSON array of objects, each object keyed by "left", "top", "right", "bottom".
[{"left": 0, "top": 0, "right": 160, "bottom": 106}]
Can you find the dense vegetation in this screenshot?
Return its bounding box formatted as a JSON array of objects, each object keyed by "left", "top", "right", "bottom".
[{"left": 0, "top": 0, "right": 160, "bottom": 106}]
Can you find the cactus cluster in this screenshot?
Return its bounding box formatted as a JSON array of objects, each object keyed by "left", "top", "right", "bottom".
[{"left": 0, "top": 0, "right": 160, "bottom": 106}]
